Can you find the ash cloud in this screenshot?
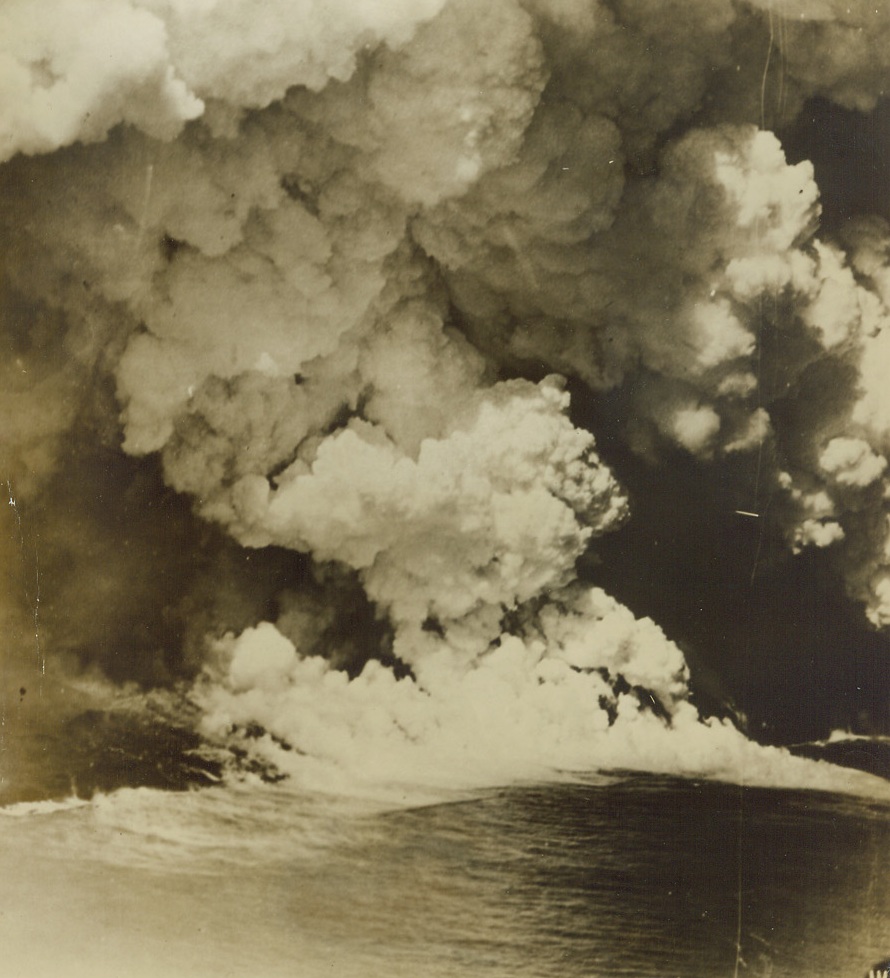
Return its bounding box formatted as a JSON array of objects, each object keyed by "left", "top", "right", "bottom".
[{"left": 4, "top": 0, "right": 890, "bottom": 799}]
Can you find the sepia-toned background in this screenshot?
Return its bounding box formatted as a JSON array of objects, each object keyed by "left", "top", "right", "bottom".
[{"left": 2, "top": 1, "right": 890, "bottom": 975}]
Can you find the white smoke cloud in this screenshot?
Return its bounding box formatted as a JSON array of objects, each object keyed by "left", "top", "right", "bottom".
[
  {"left": 224, "top": 377, "right": 627, "bottom": 668},
  {"left": 0, "top": 0, "right": 201, "bottom": 160},
  {"left": 0, "top": 0, "right": 449, "bottom": 162},
  {"left": 820, "top": 437, "right": 887, "bottom": 487},
  {"left": 7, "top": 0, "right": 890, "bottom": 799},
  {"left": 194, "top": 612, "right": 885, "bottom": 800}
]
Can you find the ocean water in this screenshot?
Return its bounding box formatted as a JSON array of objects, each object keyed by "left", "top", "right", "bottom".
[{"left": 3, "top": 773, "right": 889, "bottom": 978}]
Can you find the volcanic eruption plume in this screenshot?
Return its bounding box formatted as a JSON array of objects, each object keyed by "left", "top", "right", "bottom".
[{"left": 4, "top": 0, "right": 890, "bottom": 800}]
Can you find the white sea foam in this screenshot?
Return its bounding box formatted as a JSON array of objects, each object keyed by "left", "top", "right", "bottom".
[{"left": 0, "top": 795, "right": 90, "bottom": 818}]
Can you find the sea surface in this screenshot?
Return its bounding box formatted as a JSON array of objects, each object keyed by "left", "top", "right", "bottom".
[{"left": 3, "top": 772, "right": 889, "bottom": 978}]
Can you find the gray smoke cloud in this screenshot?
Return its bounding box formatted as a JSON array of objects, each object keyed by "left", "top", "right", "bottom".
[{"left": 4, "top": 0, "right": 890, "bottom": 799}]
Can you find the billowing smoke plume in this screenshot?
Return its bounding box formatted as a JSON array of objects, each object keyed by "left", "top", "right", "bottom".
[{"left": 5, "top": 0, "right": 890, "bottom": 800}]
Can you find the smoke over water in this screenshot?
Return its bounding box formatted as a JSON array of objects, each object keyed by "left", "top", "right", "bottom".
[{"left": 4, "top": 0, "right": 890, "bottom": 804}]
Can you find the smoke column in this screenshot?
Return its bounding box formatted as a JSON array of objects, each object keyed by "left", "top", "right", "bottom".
[{"left": 3, "top": 0, "right": 890, "bottom": 801}]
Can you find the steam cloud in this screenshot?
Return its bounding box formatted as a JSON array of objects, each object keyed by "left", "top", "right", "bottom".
[{"left": 4, "top": 0, "right": 890, "bottom": 799}]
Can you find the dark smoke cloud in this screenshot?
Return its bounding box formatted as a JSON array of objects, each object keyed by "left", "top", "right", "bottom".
[{"left": 4, "top": 0, "right": 890, "bottom": 800}]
